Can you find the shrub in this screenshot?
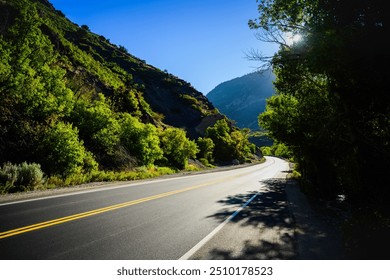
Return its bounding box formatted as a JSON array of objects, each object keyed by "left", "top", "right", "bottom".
[
  {"left": 41, "top": 122, "right": 98, "bottom": 177},
  {"left": 196, "top": 137, "right": 215, "bottom": 163},
  {"left": 17, "top": 162, "right": 44, "bottom": 188},
  {"left": 260, "top": 143, "right": 292, "bottom": 159},
  {"left": 199, "top": 158, "right": 214, "bottom": 168},
  {"left": 273, "top": 143, "right": 291, "bottom": 158},
  {"left": 260, "top": 146, "right": 273, "bottom": 156},
  {"left": 206, "top": 119, "right": 254, "bottom": 162},
  {"left": 159, "top": 127, "right": 199, "bottom": 169},
  {"left": 71, "top": 95, "right": 121, "bottom": 156},
  {"left": 0, "top": 162, "right": 44, "bottom": 193},
  {"left": 120, "top": 113, "right": 163, "bottom": 166},
  {"left": 0, "top": 162, "right": 18, "bottom": 188}
]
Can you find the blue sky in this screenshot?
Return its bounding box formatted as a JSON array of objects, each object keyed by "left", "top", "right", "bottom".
[{"left": 50, "top": 0, "right": 278, "bottom": 94}]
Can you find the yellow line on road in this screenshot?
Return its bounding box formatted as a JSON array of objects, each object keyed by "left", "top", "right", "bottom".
[{"left": 0, "top": 175, "right": 239, "bottom": 239}]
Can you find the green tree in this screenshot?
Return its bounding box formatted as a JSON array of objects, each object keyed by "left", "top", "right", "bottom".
[
  {"left": 252, "top": 0, "right": 389, "bottom": 202},
  {"left": 70, "top": 94, "right": 121, "bottom": 157},
  {"left": 231, "top": 128, "right": 255, "bottom": 161},
  {"left": 205, "top": 119, "right": 254, "bottom": 162},
  {"left": 205, "top": 119, "right": 234, "bottom": 162},
  {"left": 120, "top": 114, "right": 163, "bottom": 166},
  {"left": 41, "top": 122, "right": 97, "bottom": 177},
  {"left": 196, "top": 137, "right": 215, "bottom": 163},
  {"left": 159, "top": 128, "right": 198, "bottom": 169},
  {"left": 0, "top": 6, "right": 74, "bottom": 165}
]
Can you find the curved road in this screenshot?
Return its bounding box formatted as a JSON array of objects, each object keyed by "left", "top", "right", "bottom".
[{"left": 0, "top": 157, "right": 290, "bottom": 259}]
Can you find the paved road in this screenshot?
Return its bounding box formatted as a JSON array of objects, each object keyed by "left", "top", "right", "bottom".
[{"left": 0, "top": 157, "right": 290, "bottom": 259}]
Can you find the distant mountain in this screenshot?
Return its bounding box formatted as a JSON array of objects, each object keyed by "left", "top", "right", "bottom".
[{"left": 207, "top": 70, "right": 275, "bottom": 130}]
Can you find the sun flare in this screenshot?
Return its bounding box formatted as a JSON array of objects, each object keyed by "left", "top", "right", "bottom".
[{"left": 286, "top": 33, "right": 302, "bottom": 45}]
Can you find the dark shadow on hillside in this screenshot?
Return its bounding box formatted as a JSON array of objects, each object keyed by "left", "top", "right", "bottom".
[{"left": 203, "top": 178, "right": 345, "bottom": 260}]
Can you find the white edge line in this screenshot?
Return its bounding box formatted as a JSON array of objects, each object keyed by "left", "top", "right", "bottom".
[
  {"left": 179, "top": 192, "right": 260, "bottom": 260},
  {"left": 0, "top": 161, "right": 273, "bottom": 207},
  {"left": 0, "top": 175, "right": 199, "bottom": 207}
]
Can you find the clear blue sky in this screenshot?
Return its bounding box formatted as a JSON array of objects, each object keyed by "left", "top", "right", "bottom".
[{"left": 50, "top": 0, "right": 278, "bottom": 94}]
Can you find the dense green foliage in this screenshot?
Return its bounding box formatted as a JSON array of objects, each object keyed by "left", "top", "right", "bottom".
[
  {"left": 205, "top": 119, "right": 255, "bottom": 163},
  {"left": 196, "top": 137, "right": 215, "bottom": 164},
  {"left": 0, "top": 1, "right": 186, "bottom": 186},
  {"left": 252, "top": 0, "right": 389, "bottom": 258},
  {"left": 41, "top": 121, "right": 98, "bottom": 176},
  {"left": 260, "top": 142, "right": 292, "bottom": 160},
  {"left": 120, "top": 113, "right": 163, "bottom": 166},
  {"left": 159, "top": 127, "right": 198, "bottom": 169}
]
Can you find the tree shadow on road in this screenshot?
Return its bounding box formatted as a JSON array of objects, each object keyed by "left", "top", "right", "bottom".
[
  {"left": 209, "top": 179, "right": 292, "bottom": 228},
  {"left": 203, "top": 178, "right": 345, "bottom": 260},
  {"left": 203, "top": 178, "right": 297, "bottom": 260}
]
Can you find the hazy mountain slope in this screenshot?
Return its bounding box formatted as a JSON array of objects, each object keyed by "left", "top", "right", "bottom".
[{"left": 207, "top": 70, "right": 275, "bottom": 130}]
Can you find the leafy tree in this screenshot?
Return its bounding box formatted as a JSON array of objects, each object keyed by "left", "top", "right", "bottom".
[
  {"left": 70, "top": 94, "right": 121, "bottom": 156},
  {"left": 0, "top": 6, "right": 74, "bottom": 165},
  {"left": 81, "top": 25, "right": 90, "bottom": 31},
  {"left": 120, "top": 114, "right": 163, "bottom": 166},
  {"left": 260, "top": 146, "right": 272, "bottom": 156},
  {"left": 252, "top": 0, "right": 389, "bottom": 202},
  {"left": 231, "top": 128, "right": 255, "bottom": 160},
  {"left": 196, "top": 137, "right": 215, "bottom": 163},
  {"left": 159, "top": 128, "right": 198, "bottom": 169},
  {"left": 205, "top": 119, "right": 254, "bottom": 162},
  {"left": 205, "top": 119, "right": 234, "bottom": 162},
  {"left": 41, "top": 122, "right": 97, "bottom": 177}
]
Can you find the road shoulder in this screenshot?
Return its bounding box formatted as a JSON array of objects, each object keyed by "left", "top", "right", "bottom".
[{"left": 0, "top": 161, "right": 265, "bottom": 205}]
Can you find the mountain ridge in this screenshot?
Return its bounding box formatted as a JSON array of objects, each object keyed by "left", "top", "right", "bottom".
[{"left": 207, "top": 70, "right": 275, "bottom": 130}]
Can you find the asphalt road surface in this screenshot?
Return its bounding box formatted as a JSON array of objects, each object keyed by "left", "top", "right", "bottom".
[{"left": 0, "top": 157, "right": 293, "bottom": 259}]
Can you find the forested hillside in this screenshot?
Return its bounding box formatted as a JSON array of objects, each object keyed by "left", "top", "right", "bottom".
[
  {"left": 0, "top": 0, "right": 257, "bottom": 192},
  {"left": 252, "top": 0, "right": 390, "bottom": 258},
  {"left": 207, "top": 70, "right": 275, "bottom": 130}
]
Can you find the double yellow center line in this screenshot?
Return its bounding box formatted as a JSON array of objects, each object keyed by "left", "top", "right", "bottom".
[{"left": 0, "top": 175, "right": 237, "bottom": 240}]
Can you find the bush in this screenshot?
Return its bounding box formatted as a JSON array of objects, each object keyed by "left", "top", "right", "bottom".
[
  {"left": 260, "top": 143, "right": 292, "bottom": 159},
  {"left": 260, "top": 146, "right": 272, "bottom": 156},
  {"left": 159, "top": 127, "right": 199, "bottom": 169},
  {"left": 273, "top": 143, "right": 292, "bottom": 159},
  {"left": 0, "top": 162, "right": 44, "bottom": 193},
  {"left": 71, "top": 95, "right": 121, "bottom": 155},
  {"left": 0, "top": 162, "right": 18, "bottom": 188},
  {"left": 205, "top": 119, "right": 254, "bottom": 162},
  {"left": 41, "top": 122, "right": 98, "bottom": 177},
  {"left": 17, "top": 162, "right": 44, "bottom": 188},
  {"left": 199, "top": 158, "right": 210, "bottom": 167},
  {"left": 196, "top": 137, "right": 215, "bottom": 163},
  {"left": 120, "top": 113, "right": 163, "bottom": 166}
]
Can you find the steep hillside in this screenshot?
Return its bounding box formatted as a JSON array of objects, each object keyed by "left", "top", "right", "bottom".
[
  {"left": 0, "top": 0, "right": 262, "bottom": 194},
  {"left": 0, "top": 0, "right": 230, "bottom": 176},
  {"left": 0, "top": 0, "right": 219, "bottom": 138},
  {"left": 207, "top": 70, "right": 275, "bottom": 130}
]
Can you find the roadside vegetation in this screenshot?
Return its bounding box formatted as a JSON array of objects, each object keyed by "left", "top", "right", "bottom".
[
  {"left": 252, "top": 0, "right": 389, "bottom": 258},
  {"left": 0, "top": 118, "right": 259, "bottom": 194},
  {"left": 0, "top": 1, "right": 260, "bottom": 194}
]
